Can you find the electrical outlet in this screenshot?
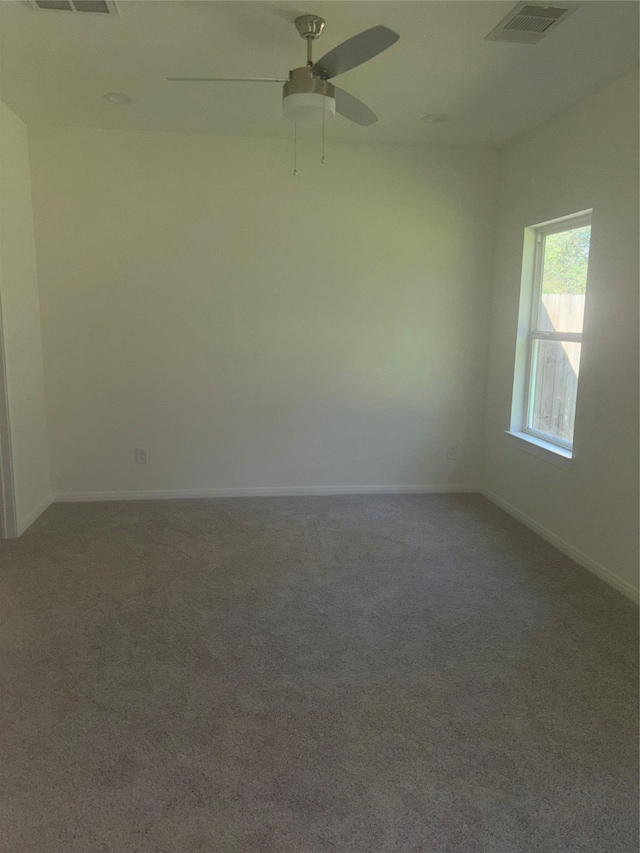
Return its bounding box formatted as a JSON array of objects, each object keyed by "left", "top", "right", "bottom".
[
  {"left": 135, "top": 447, "right": 148, "bottom": 464},
  {"left": 446, "top": 445, "right": 459, "bottom": 460}
]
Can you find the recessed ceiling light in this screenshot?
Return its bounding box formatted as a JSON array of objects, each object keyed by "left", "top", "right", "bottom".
[
  {"left": 421, "top": 113, "right": 450, "bottom": 124},
  {"left": 103, "top": 92, "right": 135, "bottom": 105}
]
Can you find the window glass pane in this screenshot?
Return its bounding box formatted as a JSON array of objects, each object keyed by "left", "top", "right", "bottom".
[
  {"left": 538, "top": 225, "right": 590, "bottom": 333},
  {"left": 528, "top": 339, "right": 581, "bottom": 443}
]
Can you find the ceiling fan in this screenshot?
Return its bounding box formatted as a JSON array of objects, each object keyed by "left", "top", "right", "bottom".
[{"left": 167, "top": 14, "right": 399, "bottom": 126}]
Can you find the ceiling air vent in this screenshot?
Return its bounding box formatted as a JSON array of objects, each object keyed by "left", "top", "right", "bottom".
[
  {"left": 485, "top": 2, "right": 578, "bottom": 44},
  {"left": 28, "top": 0, "right": 119, "bottom": 15}
]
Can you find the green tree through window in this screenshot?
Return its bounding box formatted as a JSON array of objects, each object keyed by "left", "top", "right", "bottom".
[{"left": 542, "top": 226, "right": 591, "bottom": 295}]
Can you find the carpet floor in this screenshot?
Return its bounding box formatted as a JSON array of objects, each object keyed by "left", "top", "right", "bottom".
[{"left": 0, "top": 494, "right": 637, "bottom": 852}]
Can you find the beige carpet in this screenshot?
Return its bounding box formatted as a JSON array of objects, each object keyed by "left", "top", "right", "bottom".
[{"left": 0, "top": 494, "right": 637, "bottom": 852}]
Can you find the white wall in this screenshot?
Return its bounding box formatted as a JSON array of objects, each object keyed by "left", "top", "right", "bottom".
[
  {"left": 27, "top": 126, "right": 498, "bottom": 498},
  {"left": 0, "top": 102, "right": 51, "bottom": 534},
  {"left": 482, "top": 73, "right": 639, "bottom": 600}
]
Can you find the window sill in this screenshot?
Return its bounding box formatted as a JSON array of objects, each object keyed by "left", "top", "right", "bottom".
[{"left": 504, "top": 430, "right": 573, "bottom": 470}]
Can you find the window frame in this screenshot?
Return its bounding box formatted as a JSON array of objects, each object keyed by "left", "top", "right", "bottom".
[{"left": 509, "top": 209, "right": 592, "bottom": 459}]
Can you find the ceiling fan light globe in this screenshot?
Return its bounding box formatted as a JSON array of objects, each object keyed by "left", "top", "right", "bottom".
[{"left": 282, "top": 92, "right": 336, "bottom": 123}]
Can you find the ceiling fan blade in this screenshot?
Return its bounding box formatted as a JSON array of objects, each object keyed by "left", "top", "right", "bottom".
[
  {"left": 334, "top": 87, "right": 377, "bottom": 126},
  {"left": 312, "top": 25, "right": 399, "bottom": 80},
  {"left": 166, "top": 77, "right": 288, "bottom": 83}
]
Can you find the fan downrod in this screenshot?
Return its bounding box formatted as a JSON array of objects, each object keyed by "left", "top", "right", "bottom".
[{"left": 295, "top": 15, "right": 325, "bottom": 65}]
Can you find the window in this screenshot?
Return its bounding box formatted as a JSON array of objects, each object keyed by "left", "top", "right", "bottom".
[{"left": 510, "top": 211, "right": 592, "bottom": 457}]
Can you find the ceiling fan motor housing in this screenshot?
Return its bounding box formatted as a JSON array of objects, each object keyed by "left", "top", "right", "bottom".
[{"left": 282, "top": 66, "right": 336, "bottom": 122}]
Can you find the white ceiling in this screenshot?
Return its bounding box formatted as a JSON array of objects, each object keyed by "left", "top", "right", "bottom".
[{"left": 1, "top": 0, "right": 638, "bottom": 146}]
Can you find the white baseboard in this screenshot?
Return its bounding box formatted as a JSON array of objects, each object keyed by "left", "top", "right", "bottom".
[
  {"left": 17, "top": 495, "right": 53, "bottom": 536},
  {"left": 482, "top": 489, "right": 639, "bottom": 604},
  {"left": 53, "top": 483, "right": 479, "bottom": 503}
]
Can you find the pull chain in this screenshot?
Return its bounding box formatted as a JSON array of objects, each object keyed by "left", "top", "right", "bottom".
[
  {"left": 293, "top": 122, "right": 298, "bottom": 176},
  {"left": 321, "top": 99, "right": 326, "bottom": 164}
]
